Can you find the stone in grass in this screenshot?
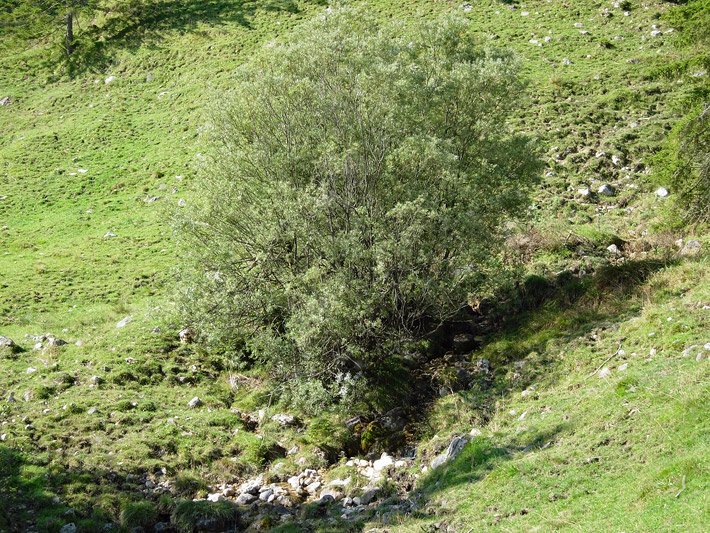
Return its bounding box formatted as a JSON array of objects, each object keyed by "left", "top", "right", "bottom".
[
  {"left": 597, "top": 184, "right": 616, "bottom": 196},
  {"left": 59, "top": 524, "right": 77, "bottom": 533},
  {"left": 187, "top": 396, "right": 203, "bottom": 409},
  {"left": 372, "top": 453, "right": 395, "bottom": 472},
  {"left": 47, "top": 336, "right": 67, "bottom": 347},
  {"left": 431, "top": 435, "right": 469, "bottom": 469},
  {"left": 0, "top": 336, "right": 16, "bottom": 349},
  {"left": 271, "top": 413, "right": 299, "bottom": 427},
  {"left": 360, "top": 487, "right": 380, "bottom": 505},
  {"left": 679, "top": 240, "right": 702, "bottom": 257},
  {"left": 598, "top": 367, "right": 612, "bottom": 379},
  {"left": 116, "top": 316, "right": 132, "bottom": 328},
  {"left": 655, "top": 187, "right": 669, "bottom": 198}
]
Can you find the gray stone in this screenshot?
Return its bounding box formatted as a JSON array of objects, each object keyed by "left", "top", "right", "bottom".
[
  {"left": 655, "top": 187, "right": 669, "bottom": 198},
  {"left": 179, "top": 327, "right": 195, "bottom": 344},
  {"left": 0, "top": 97, "right": 11, "bottom": 106},
  {"left": 187, "top": 397, "right": 202, "bottom": 409},
  {"left": 0, "top": 336, "right": 15, "bottom": 349},
  {"left": 305, "top": 480, "right": 322, "bottom": 494},
  {"left": 680, "top": 240, "right": 702, "bottom": 257},
  {"left": 597, "top": 184, "right": 616, "bottom": 196},
  {"left": 607, "top": 244, "right": 620, "bottom": 255},
  {"left": 373, "top": 453, "right": 394, "bottom": 472},
  {"left": 360, "top": 487, "right": 380, "bottom": 505},
  {"left": 598, "top": 367, "right": 612, "bottom": 378},
  {"left": 271, "top": 413, "right": 298, "bottom": 427},
  {"left": 47, "top": 337, "right": 67, "bottom": 347},
  {"left": 60, "top": 525, "right": 77, "bottom": 533},
  {"left": 116, "top": 316, "right": 132, "bottom": 328},
  {"left": 239, "top": 475, "right": 263, "bottom": 495},
  {"left": 431, "top": 436, "right": 469, "bottom": 469},
  {"left": 236, "top": 492, "right": 256, "bottom": 505}
]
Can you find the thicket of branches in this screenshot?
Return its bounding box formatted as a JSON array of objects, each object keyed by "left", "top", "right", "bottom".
[{"left": 178, "top": 8, "right": 540, "bottom": 404}]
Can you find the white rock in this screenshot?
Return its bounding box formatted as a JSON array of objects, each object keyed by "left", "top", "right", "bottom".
[
  {"left": 655, "top": 187, "right": 669, "bottom": 198},
  {"left": 618, "top": 363, "right": 628, "bottom": 371},
  {"left": 305, "top": 481, "right": 322, "bottom": 494},
  {"left": 373, "top": 453, "right": 394, "bottom": 472},
  {"left": 598, "top": 367, "right": 612, "bottom": 379},
  {"left": 26, "top": 367, "right": 37, "bottom": 374},
  {"left": 116, "top": 316, "right": 132, "bottom": 328},
  {"left": 104, "top": 76, "right": 116, "bottom": 84},
  {"left": 187, "top": 397, "right": 202, "bottom": 409},
  {"left": 607, "top": 244, "right": 620, "bottom": 255},
  {"left": 236, "top": 492, "right": 256, "bottom": 505}
]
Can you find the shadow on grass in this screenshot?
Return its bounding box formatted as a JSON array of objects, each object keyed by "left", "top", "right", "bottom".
[
  {"left": 0, "top": 445, "right": 62, "bottom": 531},
  {"left": 59, "top": 0, "right": 326, "bottom": 75}
]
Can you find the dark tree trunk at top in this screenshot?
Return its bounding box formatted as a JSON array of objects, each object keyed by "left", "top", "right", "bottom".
[{"left": 65, "top": 11, "right": 74, "bottom": 55}]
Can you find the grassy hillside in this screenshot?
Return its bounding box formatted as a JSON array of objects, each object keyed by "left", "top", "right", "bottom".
[{"left": 0, "top": 0, "right": 707, "bottom": 531}]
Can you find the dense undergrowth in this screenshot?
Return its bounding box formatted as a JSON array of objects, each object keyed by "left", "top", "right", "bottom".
[{"left": 0, "top": 0, "right": 708, "bottom": 531}]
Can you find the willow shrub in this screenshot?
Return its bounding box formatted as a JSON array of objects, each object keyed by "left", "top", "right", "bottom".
[{"left": 178, "top": 8, "right": 540, "bottom": 403}]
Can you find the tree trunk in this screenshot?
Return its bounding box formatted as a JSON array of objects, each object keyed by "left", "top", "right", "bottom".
[{"left": 65, "top": 11, "right": 74, "bottom": 56}]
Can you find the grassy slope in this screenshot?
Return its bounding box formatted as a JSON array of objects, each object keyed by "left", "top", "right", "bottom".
[
  {"left": 378, "top": 258, "right": 709, "bottom": 532},
  {"left": 0, "top": 0, "right": 707, "bottom": 531}
]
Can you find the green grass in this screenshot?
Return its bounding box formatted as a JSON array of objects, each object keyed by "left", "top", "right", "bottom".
[
  {"left": 376, "top": 258, "right": 709, "bottom": 532},
  {"left": 0, "top": 0, "right": 708, "bottom": 530}
]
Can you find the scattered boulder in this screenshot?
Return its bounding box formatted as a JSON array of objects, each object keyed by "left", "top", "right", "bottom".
[
  {"left": 597, "top": 184, "right": 616, "bottom": 196},
  {"left": 607, "top": 244, "right": 620, "bottom": 255},
  {"left": 187, "top": 397, "right": 203, "bottom": 409},
  {"left": 236, "top": 493, "right": 256, "bottom": 505},
  {"left": 47, "top": 336, "right": 67, "bottom": 347},
  {"left": 373, "top": 453, "right": 395, "bottom": 472},
  {"left": 105, "top": 76, "right": 116, "bottom": 84},
  {"left": 679, "top": 240, "right": 702, "bottom": 257},
  {"left": 239, "top": 475, "right": 264, "bottom": 495},
  {"left": 360, "top": 487, "right": 380, "bottom": 505},
  {"left": 271, "top": 413, "right": 298, "bottom": 427},
  {"left": 0, "top": 336, "right": 16, "bottom": 349},
  {"left": 655, "top": 187, "right": 669, "bottom": 198},
  {"left": 116, "top": 316, "right": 132, "bottom": 328},
  {"left": 59, "top": 525, "right": 77, "bottom": 533},
  {"left": 598, "top": 367, "right": 612, "bottom": 379},
  {"left": 179, "top": 327, "right": 195, "bottom": 344},
  {"left": 0, "top": 96, "right": 10, "bottom": 106},
  {"left": 431, "top": 435, "right": 469, "bottom": 469}
]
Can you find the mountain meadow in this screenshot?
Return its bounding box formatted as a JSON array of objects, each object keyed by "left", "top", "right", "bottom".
[{"left": 0, "top": 0, "right": 708, "bottom": 532}]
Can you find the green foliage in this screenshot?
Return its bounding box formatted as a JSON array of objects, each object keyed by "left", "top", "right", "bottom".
[
  {"left": 179, "top": 8, "right": 540, "bottom": 397},
  {"left": 120, "top": 500, "right": 157, "bottom": 528},
  {"left": 655, "top": 104, "right": 709, "bottom": 223},
  {"left": 171, "top": 500, "right": 239, "bottom": 533}
]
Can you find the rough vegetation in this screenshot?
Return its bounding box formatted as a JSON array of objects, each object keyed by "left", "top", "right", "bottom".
[{"left": 0, "top": 1, "right": 708, "bottom": 532}]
